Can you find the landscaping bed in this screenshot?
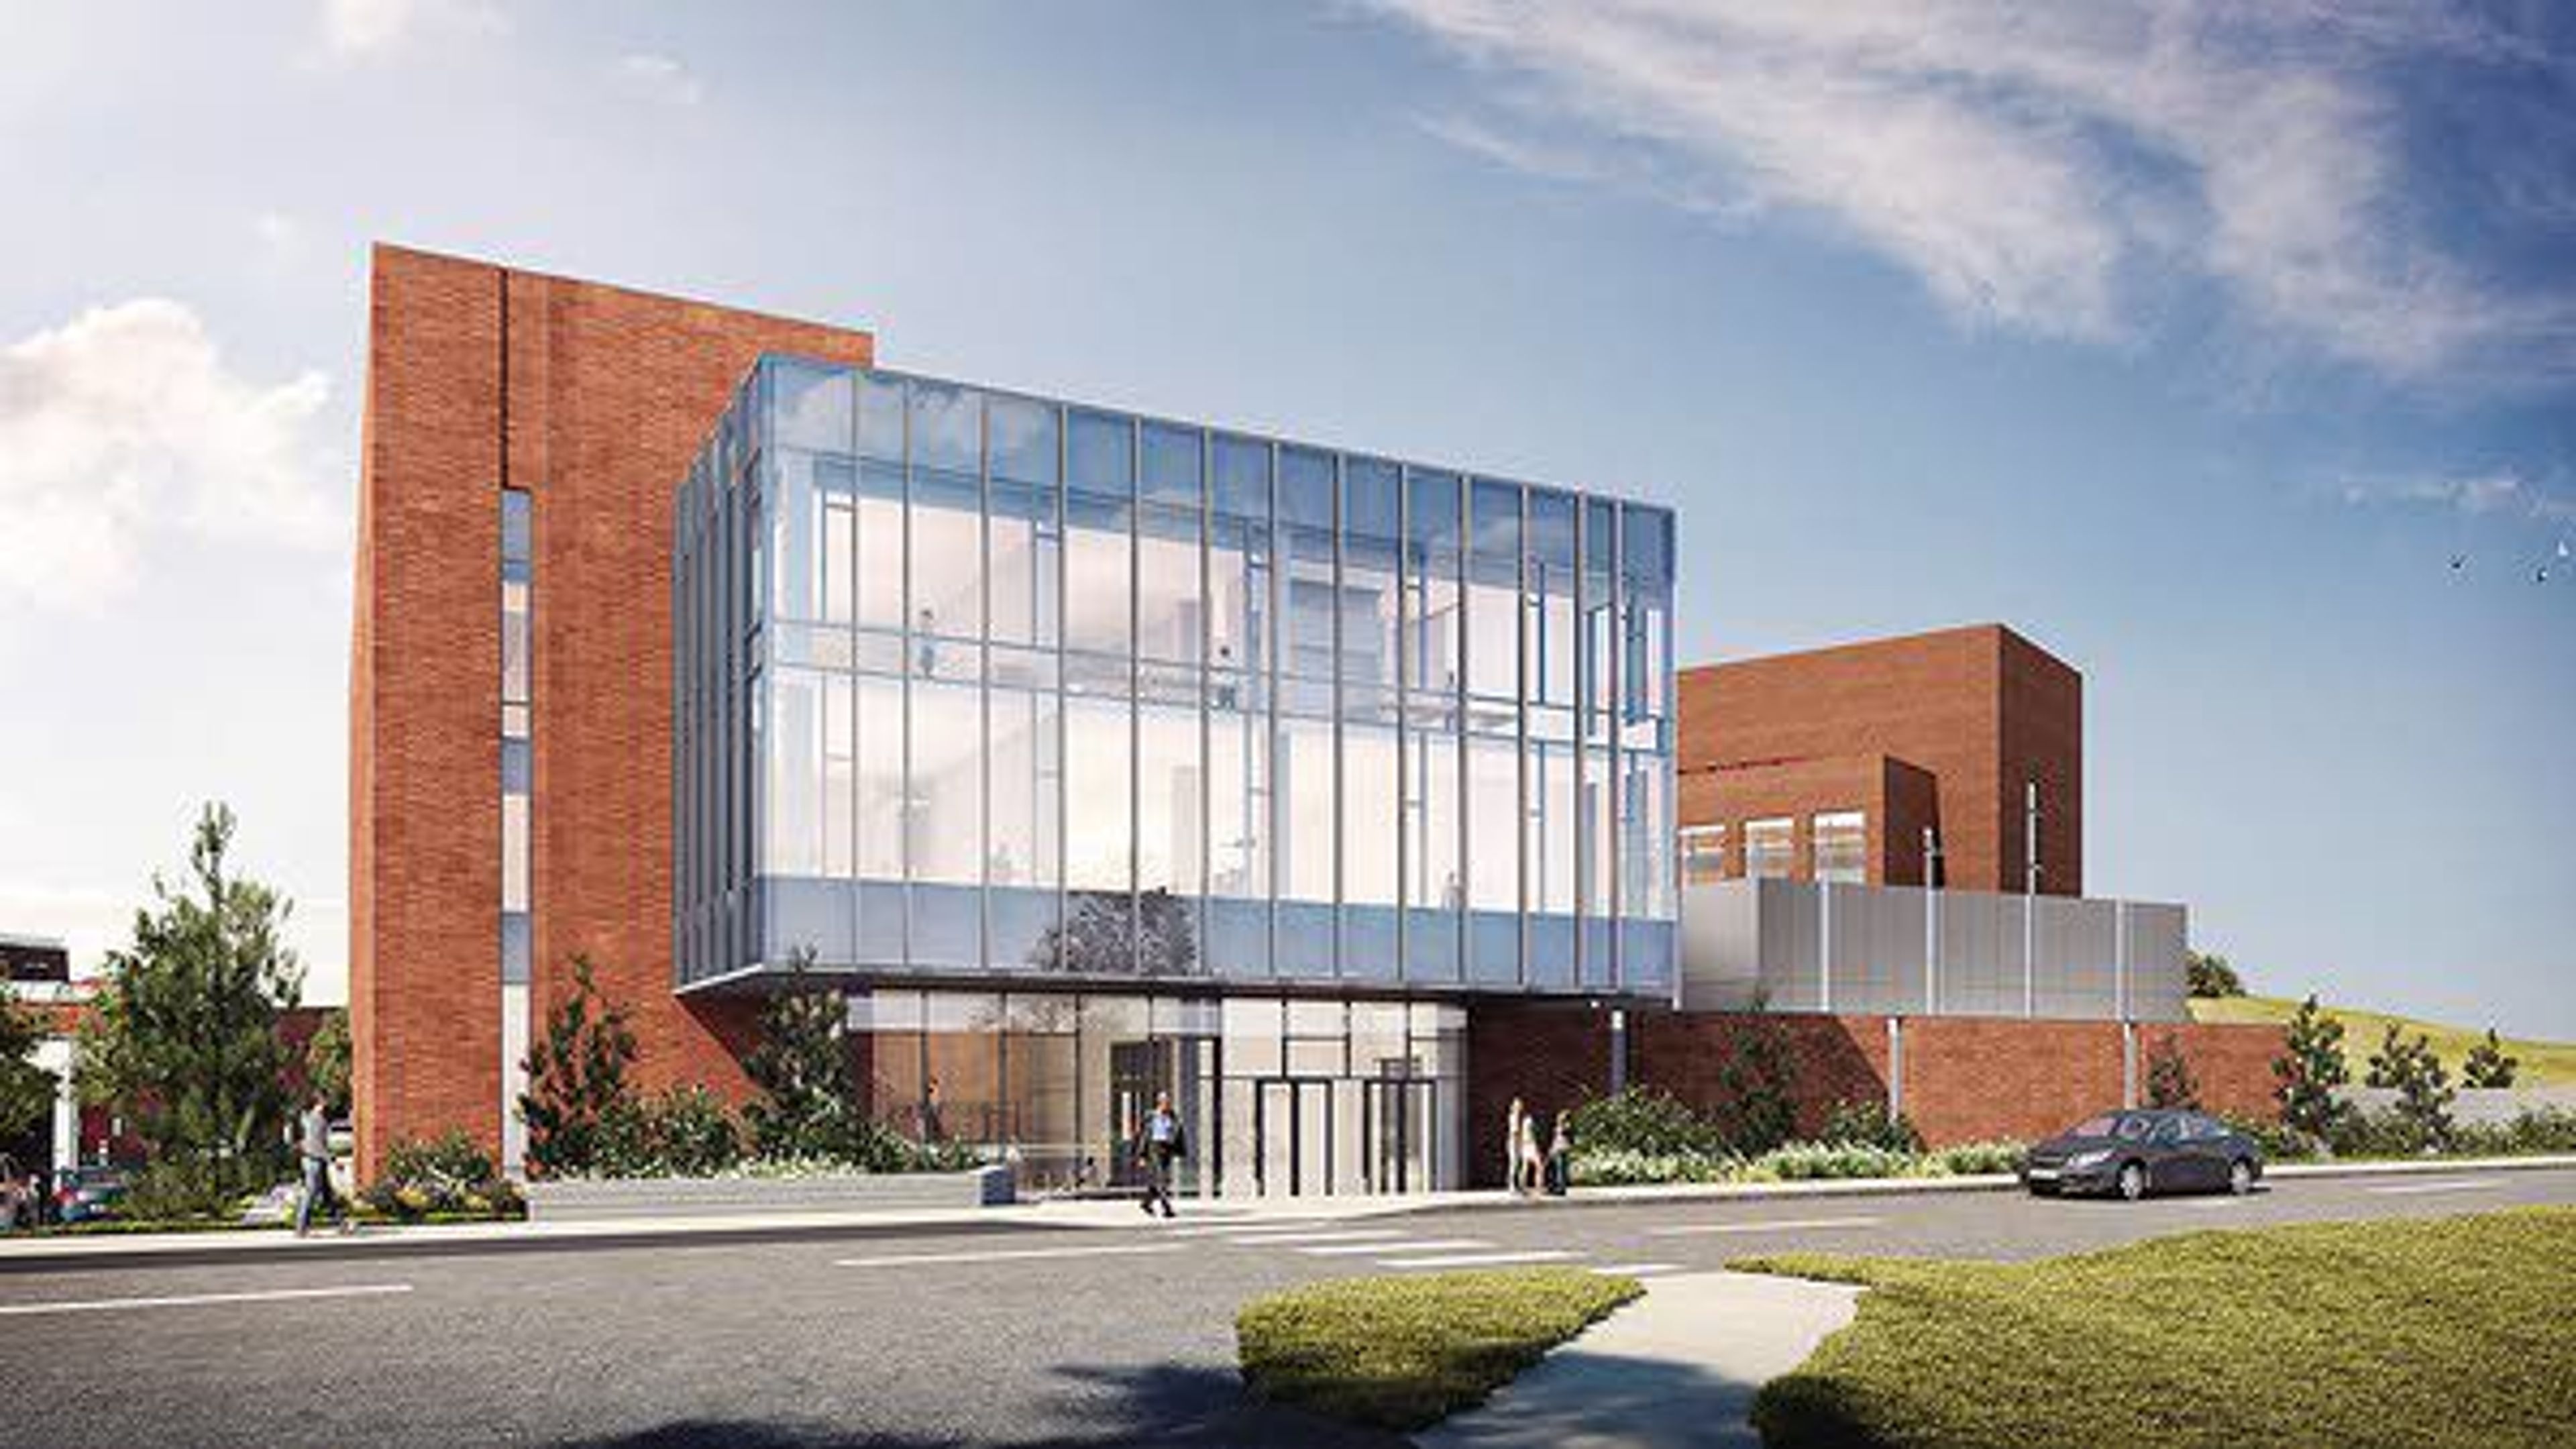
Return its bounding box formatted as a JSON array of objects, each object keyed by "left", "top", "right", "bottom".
[
  {"left": 1236, "top": 1267, "right": 1642, "bottom": 1430},
  {"left": 1739, "top": 1206, "right": 2576, "bottom": 1449}
]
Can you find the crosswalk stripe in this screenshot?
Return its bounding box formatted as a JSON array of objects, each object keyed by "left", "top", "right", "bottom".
[
  {"left": 1377, "top": 1249, "right": 1582, "bottom": 1270},
  {"left": 1300, "top": 1238, "right": 1490, "bottom": 1256},
  {"left": 835, "top": 1243, "right": 1188, "bottom": 1269},
  {"left": 1646, "top": 1215, "right": 1882, "bottom": 1238},
  {"left": 1589, "top": 1263, "right": 1684, "bottom": 1277},
  {"left": 1218, "top": 1228, "right": 1408, "bottom": 1246},
  {"left": 1167, "top": 1216, "right": 1350, "bottom": 1237}
]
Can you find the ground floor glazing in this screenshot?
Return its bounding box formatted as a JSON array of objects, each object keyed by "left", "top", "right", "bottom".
[{"left": 847, "top": 989, "right": 1468, "bottom": 1198}]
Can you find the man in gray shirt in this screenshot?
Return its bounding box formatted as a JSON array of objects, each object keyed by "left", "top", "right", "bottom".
[{"left": 292, "top": 1095, "right": 345, "bottom": 1236}]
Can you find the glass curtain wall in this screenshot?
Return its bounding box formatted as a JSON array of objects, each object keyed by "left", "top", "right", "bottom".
[{"left": 672, "top": 358, "right": 1674, "bottom": 998}]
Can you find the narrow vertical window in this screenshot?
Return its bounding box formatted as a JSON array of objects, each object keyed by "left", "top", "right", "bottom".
[{"left": 499, "top": 487, "right": 533, "bottom": 1173}]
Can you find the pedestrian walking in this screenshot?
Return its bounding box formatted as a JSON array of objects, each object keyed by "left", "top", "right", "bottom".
[
  {"left": 1516, "top": 1103, "right": 1546, "bottom": 1197},
  {"left": 1136, "top": 1091, "right": 1186, "bottom": 1218},
  {"left": 1546, "top": 1112, "right": 1572, "bottom": 1197},
  {"left": 1505, "top": 1097, "right": 1529, "bottom": 1197},
  {"left": 291, "top": 1095, "right": 347, "bottom": 1236}
]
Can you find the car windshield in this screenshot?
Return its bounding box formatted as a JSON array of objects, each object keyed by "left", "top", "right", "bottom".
[{"left": 2069, "top": 1115, "right": 2121, "bottom": 1138}]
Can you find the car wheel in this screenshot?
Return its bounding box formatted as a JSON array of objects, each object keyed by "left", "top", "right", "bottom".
[
  {"left": 2229, "top": 1159, "right": 2255, "bottom": 1196},
  {"left": 2117, "top": 1161, "right": 2147, "bottom": 1201}
]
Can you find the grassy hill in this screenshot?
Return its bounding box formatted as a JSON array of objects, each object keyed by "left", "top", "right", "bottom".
[{"left": 2188, "top": 994, "right": 2576, "bottom": 1088}]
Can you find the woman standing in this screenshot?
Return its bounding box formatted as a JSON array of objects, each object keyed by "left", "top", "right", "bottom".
[
  {"left": 1517, "top": 1106, "right": 1546, "bottom": 1197},
  {"left": 1505, "top": 1097, "right": 1528, "bottom": 1197}
]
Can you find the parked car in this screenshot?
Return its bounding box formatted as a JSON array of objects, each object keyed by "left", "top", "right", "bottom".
[
  {"left": 2021, "top": 1109, "right": 2262, "bottom": 1200},
  {"left": 52, "top": 1165, "right": 131, "bottom": 1224}
]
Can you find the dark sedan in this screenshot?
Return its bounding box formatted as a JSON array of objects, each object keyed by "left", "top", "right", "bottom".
[{"left": 2021, "top": 1109, "right": 2263, "bottom": 1199}]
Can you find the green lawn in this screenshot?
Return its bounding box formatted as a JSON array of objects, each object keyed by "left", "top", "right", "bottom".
[
  {"left": 1236, "top": 1267, "right": 1642, "bottom": 1430},
  {"left": 2190, "top": 994, "right": 2576, "bottom": 1086},
  {"left": 1737, "top": 1208, "right": 2576, "bottom": 1449}
]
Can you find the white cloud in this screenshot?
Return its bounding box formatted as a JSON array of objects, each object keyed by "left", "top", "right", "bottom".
[
  {"left": 612, "top": 52, "right": 704, "bottom": 107},
  {"left": 317, "top": 0, "right": 504, "bottom": 60},
  {"left": 1376, "top": 0, "right": 2576, "bottom": 384},
  {"left": 2339, "top": 468, "right": 2576, "bottom": 525},
  {"left": 0, "top": 299, "right": 341, "bottom": 612}
]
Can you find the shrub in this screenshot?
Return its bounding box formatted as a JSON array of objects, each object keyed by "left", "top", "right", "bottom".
[
  {"left": 2273, "top": 996, "right": 2352, "bottom": 1140},
  {"left": 741, "top": 949, "right": 864, "bottom": 1161},
  {"left": 2446, "top": 1107, "right": 2576, "bottom": 1159},
  {"left": 2365, "top": 1024, "right": 2455, "bottom": 1150},
  {"left": 1238, "top": 1269, "right": 1642, "bottom": 1430},
  {"left": 593, "top": 1085, "right": 747, "bottom": 1179},
  {"left": 121, "top": 1159, "right": 254, "bottom": 1222},
  {"left": 2220, "top": 1112, "right": 2319, "bottom": 1161},
  {"left": 1715, "top": 1014, "right": 1799, "bottom": 1155},
  {"left": 1753, "top": 1141, "right": 1917, "bottom": 1181},
  {"left": 1817, "top": 1099, "right": 1923, "bottom": 1154},
  {"left": 1566, "top": 1087, "right": 1726, "bottom": 1159},
  {"left": 517, "top": 955, "right": 637, "bottom": 1177},
  {"left": 2461, "top": 1028, "right": 2518, "bottom": 1089},
  {"left": 1568, "top": 1146, "right": 1735, "bottom": 1187},
  {"left": 366, "top": 1128, "right": 522, "bottom": 1220},
  {"left": 2144, "top": 1032, "right": 2201, "bottom": 1110},
  {"left": 1925, "top": 1140, "right": 2027, "bottom": 1176}
]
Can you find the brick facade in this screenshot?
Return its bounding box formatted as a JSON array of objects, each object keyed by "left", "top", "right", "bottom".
[
  {"left": 1676, "top": 625, "right": 2082, "bottom": 895},
  {"left": 1463, "top": 1000, "right": 2284, "bottom": 1185},
  {"left": 351, "top": 246, "right": 871, "bottom": 1177}
]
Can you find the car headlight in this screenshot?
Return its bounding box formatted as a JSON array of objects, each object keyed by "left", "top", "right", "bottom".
[{"left": 2065, "top": 1149, "right": 2113, "bottom": 1169}]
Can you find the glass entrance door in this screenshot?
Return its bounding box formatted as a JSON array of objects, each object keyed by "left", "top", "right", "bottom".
[
  {"left": 1362, "top": 1077, "right": 1436, "bottom": 1194},
  {"left": 1252, "top": 1077, "right": 1335, "bottom": 1197}
]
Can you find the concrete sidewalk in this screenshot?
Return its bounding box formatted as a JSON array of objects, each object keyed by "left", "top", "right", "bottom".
[{"left": 1414, "top": 1270, "right": 1862, "bottom": 1449}]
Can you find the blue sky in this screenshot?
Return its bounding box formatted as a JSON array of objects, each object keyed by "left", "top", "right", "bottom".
[{"left": 2, "top": 2, "right": 2569, "bottom": 1035}]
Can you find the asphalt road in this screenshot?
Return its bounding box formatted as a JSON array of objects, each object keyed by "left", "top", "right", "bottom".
[{"left": 3, "top": 1167, "right": 2570, "bottom": 1449}]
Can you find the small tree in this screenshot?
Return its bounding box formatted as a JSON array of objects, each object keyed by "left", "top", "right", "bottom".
[
  {"left": 76, "top": 804, "right": 303, "bottom": 1207},
  {"left": 0, "top": 994, "right": 53, "bottom": 1144},
  {"left": 1715, "top": 1012, "right": 1798, "bottom": 1155},
  {"left": 517, "top": 955, "right": 637, "bottom": 1177},
  {"left": 2461, "top": 1028, "right": 2518, "bottom": 1090},
  {"left": 305, "top": 1008, "right": 352, "bottom": 1117},
  {"left": 2186, "top": 951, "right": 2245, "bottom": 998},
  {"left": 2272, "top": 995, "right": 2351, "bottom": 1141},
  {"left": 741, "top": 949, "right": 861, "bottom": 1161},
  {"left": 2145, "top": 1033, "right": 2201, "bottom": 1110},
  {"left": 2365, "top": 1023, "right": 2455, "bottom": 1151}
]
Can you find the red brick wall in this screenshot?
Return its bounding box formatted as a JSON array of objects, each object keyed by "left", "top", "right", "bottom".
[
  {"left": 1466, "top": 1002, "right": 1614, "bottom": 1187},
  {"left": 351, "top": 246, "right": 872, "bottom": 1177},
  {"left": 1901, "top": 1017, "right": 2125, "bottom": 1144},
  {"left": 1464, "top": 1005, "right": 2289, "bottom": 1179},
  {"left": 1677, "top": 625, "right": 2082, "bottom": 895},
  {"left": 1634, "top": 1012, "right": 1893, "bottom": 1135},
  {"left": 2158, "top": 1022, "right": 2286, "bottom": 1122}
]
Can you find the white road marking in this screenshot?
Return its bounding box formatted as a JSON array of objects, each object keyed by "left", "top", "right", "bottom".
[
  {"left": 1377, "top": 1249, "right": 1582, "bottom": 1270},
  {"left": 2366, "top": 1180, "right": 2501, "bottom": 1197},
  {"left": 1218, "top": 1228, "right": 1409, "bottom": 1246},
  {"left": 1646, "top": 1215, "right": 1883, "bottom": 1238},
  {"left": 1167, "top": 1216, "right": 1348, "bottom": 1237},
  {"left": 0, "top": 1284, "right": 413, "bottom": 1318},
  {"left": 1590, "top": 1263, "right": 1685, "bottom": 1277},
  {"left": 1299, "top": 1238, "right": 1491, "bottom": 1256},
  {"left": 835, "top": 1242, "right": 1189, "bottom": 1269}
]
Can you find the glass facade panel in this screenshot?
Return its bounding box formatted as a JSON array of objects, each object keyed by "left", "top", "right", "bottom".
[{"left": 676, "top": 360, "right": 1674, "bottom": 1001}]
